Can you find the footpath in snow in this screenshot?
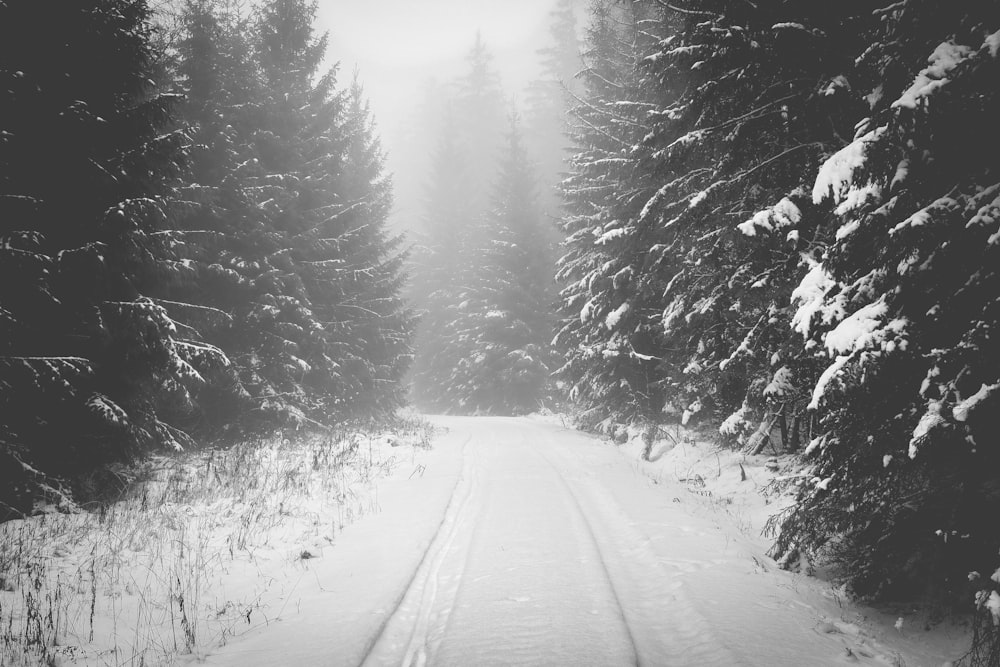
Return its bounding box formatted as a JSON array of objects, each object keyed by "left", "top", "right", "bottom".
[{"left": 203, "top": 415, "right": 965, "bottom": 666}]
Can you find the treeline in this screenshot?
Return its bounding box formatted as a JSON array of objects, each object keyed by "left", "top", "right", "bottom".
[
  {"left": 0, "top": 0, "right": 411, "bottom": 517},
  {"left": 557, "top": 0, "right": 1000, "bottom": 615}
]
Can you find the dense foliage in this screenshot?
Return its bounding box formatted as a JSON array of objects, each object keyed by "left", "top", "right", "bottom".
[
  {"left": 554, "top": 0, "right": 1000, "bottom": 612},
  {"left": 0, "top": 0, "right": 411, "bottom": 517}
]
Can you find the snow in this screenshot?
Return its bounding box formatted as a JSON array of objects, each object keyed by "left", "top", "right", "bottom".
[
  {"left": 86, "top": 393, "right": 129, "bottom": 427},
  {"left": 681, "top": 399, "right": 702, "bottom": 425},
  {"left": 823, "top": 299, "right": 888, "bottom": 354},
  {"left": 763, "top": 366, "right": 794, "bottom": 397},
  {"left": 890, "top": 195, "right": 958, "bottom": 235},
  {"left": 790, "top": 259, "right": 837, "bottom": 339},
  {"left": 719, "top": 404, "right": 749, "bottom": 438},
  {"left": 809, "top": 354, "right": 851, "bottom": 410},
  {"left": 604, "top": 301, "right": 629, "bottom": 330},
  {"left": 823, "top": 75, "right": 850, "bottom": 96},
  {"left": 812, "top": 126, "right": 886, "bottom": 207},
  {"left": 772, "top": 22, "right": 806, "bottom": 31},
  {"left": 909, "top": 401, "right": 945, "bottom": 459},
  {"left": 737, "top": 197, "right": 802, "bottom": 236},
  {"left": 835, "top": 219, "right": 860, "bottom": 239},
  {"left": 985, "top": 591, "right": 1000, "bottom": 626},
  {"left": 595, "top": 226, "right": 628, "bottom": 245},
  {"left": 986, "top": 29, "right": 1000, "bottom": 58},
  {"left": 892, "top": 41, "right": 974, "bottom": 109},
  {"left": 953, "top": 382, "right": 998, "bottom": 422},
  {"left": 1, "top": 417, "right": 971, "bottom": 666}
]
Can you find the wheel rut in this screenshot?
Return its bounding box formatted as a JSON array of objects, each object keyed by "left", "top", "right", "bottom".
[
  {"left": 362, "top": 420, "right": 740, "bottom": 666},
  {"left": 535, "top": 428, "right": 746, "bottom": 666},
  {"left": 360, "top": 435, "right": 481, "bottom": 667}
]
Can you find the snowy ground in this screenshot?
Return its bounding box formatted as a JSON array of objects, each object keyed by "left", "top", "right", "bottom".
[
  {"left": 1, "top": 416, "right": 970, "bottom": 665},
  {"left": 202, "top": 415, "right": 966, "bottom": 666}
]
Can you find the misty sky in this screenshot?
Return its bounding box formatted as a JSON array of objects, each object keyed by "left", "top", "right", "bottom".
[{"left": 316, "top": 0, "right": 563, "bottom": 228}]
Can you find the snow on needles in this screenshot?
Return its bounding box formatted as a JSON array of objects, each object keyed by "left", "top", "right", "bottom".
[
  {"left": 737, "top": 197, "right": 802, "bottom": 236},
  {"left": 892, "top": 41, "right": 973, "bottom": 109},
  {"left": 953, "top": 383, "right": 998, "bottom": 422},
  {"left": 790, "top": 259, "right": 837, "bottom": 339},
  {"left": 909, "top": 401, "right": 945, "bottom": 459},
  {"left": 812, "top": 126, "right": 886, "bottom": 212},
  {"left": 605, "top": 302, "right": 629, "bottom": 330},
  {"left": 823, "top": 298, "right": 906, "bottom": 356}
]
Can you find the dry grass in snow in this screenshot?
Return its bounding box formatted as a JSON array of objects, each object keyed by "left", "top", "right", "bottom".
[{"left": 0, "top": 419, "right": 433, "bottom": 666}]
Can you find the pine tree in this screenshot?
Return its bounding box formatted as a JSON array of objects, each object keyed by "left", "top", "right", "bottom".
[
  {"left": 553, "top": 0, "right": 667, "bottom": 430},
  {"left": 317, "top": 75, "right": 413, "bottom": 418},
  {"left": 148, "top": 0, "right": 263, "bottom": 436},
  {"left": 452, "top": 32, "right": 507, "bottom": 221},
  {"left": 0, "top": 0, "right": 214, "bottom": 515},
  {"left": 408, "top": 34, "right": 508, "bottom": 412},
  {"left": 628, "top": 1, "right": 868, "bottom": 444},
  {"left": 770, "top": 1, "right": 1000, "bottom": 605},
  {"left": 446, "top": 113, "right": 558, "bottom": 414},
  {"left": 524, "top": 0, "right": 583, "bottom": 219},
  {"left": 408, "top": 110, "right": 479, "bottom": 411}
]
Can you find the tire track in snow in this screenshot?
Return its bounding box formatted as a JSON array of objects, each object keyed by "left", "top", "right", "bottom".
[
  {"left": 428, "top": 428, "right": 639, "bottom": 666},
  {"left": 360, "top": 434, "right": 480, "bottom": 667},
  {"left": 530, "top": 427, "right": 746, "bottom": 666},
  {"left": 515, "top": 434, "right": 641, "bottom": 667}
]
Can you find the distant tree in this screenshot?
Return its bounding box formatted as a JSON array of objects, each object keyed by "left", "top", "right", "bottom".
[
  {"left": 408, "top": 110, "right": 479, "bottom": 411},
  {"left": 0, "top": 0, "right": 212, "bottom": 515},
  {"left": 445, "top": 113, "right": 558, "bottom": 414},
  {"left": 524, "top": 0, "right": 583, "bottom": 219},
  {"left": 452, "top": 32, "right": 507, "bottom": 220},
  {"left": 408, "top": 33, "right": 508, "bottom": 411}
]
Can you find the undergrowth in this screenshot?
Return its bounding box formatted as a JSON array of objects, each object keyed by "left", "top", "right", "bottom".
[{"left": 0, "top": 417, "right": 434, "bottom": 665}]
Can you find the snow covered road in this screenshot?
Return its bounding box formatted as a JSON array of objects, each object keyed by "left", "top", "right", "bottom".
[{"left": 203, "top": 416, "right": 942, "bottom": 666}]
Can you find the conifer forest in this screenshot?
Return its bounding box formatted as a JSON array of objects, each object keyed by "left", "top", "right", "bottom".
[{"left": 2, "top": 0, "right": 1000, "bottom": 664}]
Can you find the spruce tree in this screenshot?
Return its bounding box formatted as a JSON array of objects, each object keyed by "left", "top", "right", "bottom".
[
  {"left": 524, "top": 0, "right": 583, "bottom": 219},
  {"left": 408, "top": 34, "right": 507, "bottom": 412},
  {"left": 408, "top": 111, "right": 479, "bottom": 411},
  {"left": 553, "top": 0, "right": 667, "bottom": 430},
  {"left": 770, "top": 1, "right": 1000, "bottom": 605},
  {"left": 446, "top": 113, "right": 557, "bottom": 414},
  {"left": 0, "top": 0, "right": 215, "bottom": 515}
]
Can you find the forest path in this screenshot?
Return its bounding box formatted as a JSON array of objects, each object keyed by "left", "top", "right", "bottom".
[
  {"left": 360, "top": 417, "right": 735, "bottom": 666},
  {"left": 203, "top": 416, "right": 917, "bottom": 667}
]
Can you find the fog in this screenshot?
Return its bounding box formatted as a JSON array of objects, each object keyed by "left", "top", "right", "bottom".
[{"left": 316, "top": 0, "right": 564, "bottom": 231}]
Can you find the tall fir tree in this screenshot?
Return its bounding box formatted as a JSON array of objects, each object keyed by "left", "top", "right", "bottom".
[
  {"left": 553, "top": 0, "right": 1000, "bottom": 616},
  {"left": 553, "top": 0, "right": 667, "bottom": 430},
  {"left": 0, "top": 0, "right": 218, "bottom": 515},
  {"left": 408, "top": 109, "right": 479, "bottom": 411},
  {"left": 524, "top": 0, "right": 584, "bottom": 220},
  {"left": 452, "top": 32, "right": 507, "bottom": 222},
  {"left": 408, "top": 34, "right": 508, "bottom": 411},
  {"left": 444, "top": 113, "right": 558, "bottom": 414},
  {"left": 769, "top": 0, "right": 1000, "bottom": 606}
]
